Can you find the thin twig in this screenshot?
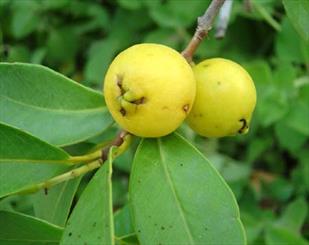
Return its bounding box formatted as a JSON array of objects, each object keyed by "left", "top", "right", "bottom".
[
  {"left": 243, "top": 0, "right": 253, "bottom": 12},
  {"left": 101, "top": 130, "right": 129, "bottom": 162},
  {"left": 16, "top": 130, "right": 131, "bottom": 195},
  {"left": 181, "top": 0, "right": 226, "bottom": 62},
  {"left": 19, "top": 160, "right": 103, "bottom": 194},
  {"left": 215, "top": 0, "right": 233, "bottom": 39}
]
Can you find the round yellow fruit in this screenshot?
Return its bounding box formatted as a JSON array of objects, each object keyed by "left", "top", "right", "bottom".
[
  {"left": 104, "top": 43, "right": 196, "bottom": 137},
  {"left": 187, "top": 58, "right": 256, "bottom": 138}
]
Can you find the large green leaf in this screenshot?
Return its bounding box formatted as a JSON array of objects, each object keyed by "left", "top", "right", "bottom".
[
  {"left": 32, "top": 176, "right": 82, "bottom": 227},
  {"left": 283, "top": 0, "right": 309, "bottom": 43},
  {"left": 129, "top": 133, "right": 246, "bottom": 244},
  {"left": 0, "top": 63, "right": 113, "bottom": 146},
  {"left": 0, "top": 210, "right": 63, "bottom": 245},
  {"left": 60, "top": 149, "right": 114, "bottom": 245},
  {"left": 0, "top": 123, "right": 69, "bottom": 198}
]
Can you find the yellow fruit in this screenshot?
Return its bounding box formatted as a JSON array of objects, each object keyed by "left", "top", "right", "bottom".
[
  {"left": 104, "top": 43, "right": 196, "bottom": 137},
  {"left": 187, "top": 58, "right": 256, "bottom": 138}
]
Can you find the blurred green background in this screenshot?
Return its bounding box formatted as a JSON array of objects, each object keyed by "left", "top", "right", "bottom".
[{"left": 0, "top": 0, "right": 308, "bottom": 244}]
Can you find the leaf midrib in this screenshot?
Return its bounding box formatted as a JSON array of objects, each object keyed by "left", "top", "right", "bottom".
[
  {"left": 1, "top": 95, "right": 105, "bottom": 113},
  {"left": 157, "top": 138, "right": 195, "bottom": 245},
  {"left": 0, "top": 238, "right": 60, "bottom": 243},
  {"left": 0, "top": 159, "right": 71, "bottom": 164}
]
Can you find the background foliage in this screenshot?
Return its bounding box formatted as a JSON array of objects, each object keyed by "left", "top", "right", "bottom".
[{"left": 0, "top": 0, "right": 308, "bottom": 244}]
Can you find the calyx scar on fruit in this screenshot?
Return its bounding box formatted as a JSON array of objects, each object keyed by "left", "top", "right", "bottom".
[
  {"left": 104, "top": 43, "right": 196, "bottom": 137},
  {"left": 187, "top": 58, "right": 257, "bottom": 138}
]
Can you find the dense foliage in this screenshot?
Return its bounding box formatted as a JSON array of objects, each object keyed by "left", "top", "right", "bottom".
[{"left": 0, "top": 0, "right": 308, "bottom": 244}]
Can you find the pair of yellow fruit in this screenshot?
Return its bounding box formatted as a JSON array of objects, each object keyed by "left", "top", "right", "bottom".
[{"left": 104, "top": 43, "right": 256, "bottom": 138}]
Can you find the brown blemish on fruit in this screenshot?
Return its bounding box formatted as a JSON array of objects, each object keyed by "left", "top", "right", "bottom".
[
  {"left": 116, "top": 74, "right": 125, "bottom": 95},
  {"left": 120, "top": 107, "right": 126, "bottom": 116},
  {"left": 131, "top": 96, "right": 146, "bottom": 105},
  {"left": 238, "top": 118, "right": 248, "bottom": 133},
  {"left": 183, "top": 104, "right": 190, "bottom": 113},
  {"left": 217, "top": 81, "right": 221, "bottom": 85},
  {"left": 193, "top": 113, "right": 203, "bottom": 118},
  {"left": 162, "top": 106, "right": 169, "bottom": 110}
]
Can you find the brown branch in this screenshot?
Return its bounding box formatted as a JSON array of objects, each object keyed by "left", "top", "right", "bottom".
[
  {"left": 101, "top": 130, "right": 129, "bottom": 162},
  {"left": 181, "top": 0, "right": 226, "bottom": 63}
]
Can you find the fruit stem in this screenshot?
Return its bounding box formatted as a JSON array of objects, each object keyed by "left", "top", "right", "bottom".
[
  {"left": 16, "top": 131, "right": 132, "bottom": 195},
  {"left": 181, "top": 0, "right": 226, "bottom": 62},
  {"left": 68, "top": 150, "right": 102, "bottom": 164},
  {"left": 18, "top": 160, "right": 103, "bottom": 195}
]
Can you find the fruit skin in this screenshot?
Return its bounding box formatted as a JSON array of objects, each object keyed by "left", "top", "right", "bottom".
[
  {"left": 104, "top": 43, "right": 196, "bottom": 137},
  {"left": 187, "top": 58, "right": 256, "bottom": 138}
]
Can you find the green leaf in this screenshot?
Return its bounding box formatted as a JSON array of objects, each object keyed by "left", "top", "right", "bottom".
[
  {"left": 143, "top": 28, "right": 181, "bottom": 49},
  {"left": 283, "top": 0, "right": 309, "bottom": 43},
  {"left": 117, "top": 0, "right": 142, "bottom": 10},
  {"left": 277, "top": 198, "right": 308, "bottom": 234},
  {"left": 10, "top": 1, "right": 40, "bottom": 39},
  {"left": 0, "top": 63, "right": 113, "bottom": 146},
  {"left": 0, "top": 123, "right": 69, "bottom": 198},
  {"left": 129, "top": 133, "right": 246, "bottom": 244},
  {"left": 46, "top": 28, "right": 79, "bottom": 64},
  {"left": 114, "top": 205, "right": 135, "bottom": 238},
  {"left": 285, "top": 99, "right": 309, "bottom": 136},
  {"left": 149, "top": 0, "right": 209, "bottom": 29},
  {"left": 0, "top": 210, "right": 63, "bottom": 245},
  {"left": 275, "top": 121, "right": 307, "bottom": 153},
  {"left": 60, "top": 149, "right": 114, "bottom": 245},
  {"left": 84, "top": 38, "right": 122, "bottom": 85},
  {"left": 0, "top": 123, "right": 69, "bottom": 161},
  {"left": 276, "top": 17, "right": 309, "bottom": 64},
  {"left": 265, "top": 226, "right": 309, "bottom": 245},
  {"left": 251, "top": 0, "right": 281, "bottom": 31},
  {"left": 32, "top": 176, "right": 82, "bottom": 227}
]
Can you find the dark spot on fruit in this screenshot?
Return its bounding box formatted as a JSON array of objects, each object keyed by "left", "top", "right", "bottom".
[
  {"left": 68, "top": 232, "right": 72, "bottom": 237},
  {"left": 217, "top": 81, "right": 221, "bottom": 85},
  {"left": 203, "top": 64, "right": 210, "bottom": 68},
  {"left": 116, "top": 74, "right": 125, "bottom": 95},
  {"left": 162, "top": 106, "right": 169, "bottom": 110},
  {"left": 238, "top": 118, "right": 248, "bottom": 134},
  {"left": 193, "top": 113, "right": 203, "bottom": 118},
  {"left": 161, "top": 226, "right": 165, "bottom": 230},
  {"left": 183, "top": 104, "right": 190, "bottom": 113},
  {"left": 93, "top": 222, "right": 96, "bottom": 227},
  {"left": 120, "top": 107, "right": 126, "bottom": 116},
  {"left": 138, "top": 229, "right": 141, "bottom": 233},
  {"left": 180, "top": 163, "right": 183, "bottom": 167},
  {"left": 78, "top": 235, "right": 81, "bottom": 238},
  {"left": 44, "top": 188, "right": 48, "bottom": 195},
  {"left": 131, "top": 96, "right": 146, "bottom": 105}
]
